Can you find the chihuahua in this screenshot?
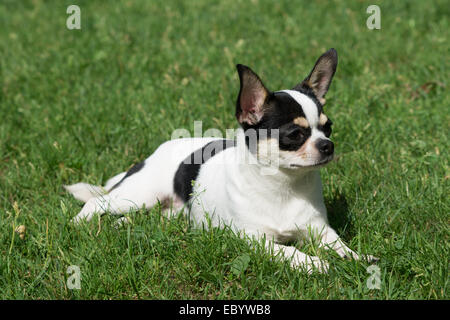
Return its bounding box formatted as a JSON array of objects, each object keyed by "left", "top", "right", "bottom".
[{"left": 65, "top": 49, "right": 376, "bottom": 273}]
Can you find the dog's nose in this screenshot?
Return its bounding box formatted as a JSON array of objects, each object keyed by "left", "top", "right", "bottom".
[{"left": 316, "top": 139, "right": 334, "bottom": 156}]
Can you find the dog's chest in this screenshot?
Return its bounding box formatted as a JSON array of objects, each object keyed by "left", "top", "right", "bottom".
[
  {"left": 190, "top": 151, "right": 326, "bottom": 241},
  {"left": 238, "top": 190, "right": 323, "bottom": 241}
]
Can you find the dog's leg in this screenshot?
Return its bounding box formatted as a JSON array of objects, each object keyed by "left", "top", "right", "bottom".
[
  {"left": 313, "top": 225, "right": 378, "bottom": 262},
  {"left": 161, "top": 197, "right": 185, "bottom": 217},
  {"left": 71, "top": 174, "right": 175, "bottom": 224},
  {"left": 71, "top": 194, "right": 144, "bottom": 224},
  {"left": 258, "top": 238, "right": 328, "bottom": 274},
  {"left": 111, "top": 196, "right": 185, "bottom": 229}
]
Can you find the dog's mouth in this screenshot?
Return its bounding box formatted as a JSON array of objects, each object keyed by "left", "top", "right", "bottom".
[{"left": 289, "top": 155, "right": 334, "bottom": 169}]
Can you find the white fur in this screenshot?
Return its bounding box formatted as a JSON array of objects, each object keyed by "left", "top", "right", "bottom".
[
  {"left": 279, "top": 90, "right": 319, "bottom": 126},
  {"left": 66, "top": 95, "right": 376, "bottom": 273},
  {"left": 63, "top": 183, "right": 105, "bottom": 202},
  {"left": 69, "top": 137, "right": 219, "bottom": 222},
  {"left": 63, "top": 172, "right": 127, "bottom": 202}
]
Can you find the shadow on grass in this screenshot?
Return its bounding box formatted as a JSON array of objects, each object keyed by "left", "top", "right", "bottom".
[{"left": 325, "top": 193, "right": 355, "bottom": 242}]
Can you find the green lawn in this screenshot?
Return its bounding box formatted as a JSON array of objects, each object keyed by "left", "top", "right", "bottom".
[{"left": 0, "top": 0, "right": 448, "bottom": 299}]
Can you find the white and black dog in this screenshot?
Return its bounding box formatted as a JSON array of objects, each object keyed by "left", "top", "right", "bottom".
[{"left": 65, "top": 49, "right": 376, "bottom": 273}]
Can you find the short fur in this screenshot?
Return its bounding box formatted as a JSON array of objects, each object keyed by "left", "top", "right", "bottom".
[{"left": 65, "top": 49, "right": 376, "bottom": 273}]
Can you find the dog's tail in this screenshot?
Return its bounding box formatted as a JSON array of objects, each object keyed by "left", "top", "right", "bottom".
[{"left": 64, "top": 172, "right": 126, "bottom": 203}]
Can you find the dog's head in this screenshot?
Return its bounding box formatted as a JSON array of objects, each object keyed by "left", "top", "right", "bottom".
[{"left": 236, "top": 49, "right": 337, "bottom": 170}]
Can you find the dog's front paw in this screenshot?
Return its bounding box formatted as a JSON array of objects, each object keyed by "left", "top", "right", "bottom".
[
  {"left": 71, "top": 212, "right": 94, "bottom": 225},
  {"left": 291, "top": 255, "right": 329, "bottom": 274},
  {"left": 308, "top": 256, "right": 329, "bottom": 274}
]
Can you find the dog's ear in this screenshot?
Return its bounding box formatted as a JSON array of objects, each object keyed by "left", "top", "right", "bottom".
[
  {"left": 236, "top": 64, "right": 270, "bottom": 126},
  {"left": 293, "top": 48, "right": 337, "bottom": 105}
]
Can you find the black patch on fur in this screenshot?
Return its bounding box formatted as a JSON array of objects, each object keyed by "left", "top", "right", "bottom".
[
  {"left": 241, "top": 91, "right": 321, "bottom": 152},
  {"left": 109, "top": 160, "right": 145, "bottom": 191},
  {"left": 318, "top": 118, "right": 333, "bottom": 138},
  {"left": 174, "top": 139, "right": 235, "bottom": 203}
]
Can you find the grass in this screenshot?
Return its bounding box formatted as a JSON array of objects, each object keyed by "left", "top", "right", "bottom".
[{"left": 0, "top": 0, "right": 448, "bottom": 299}]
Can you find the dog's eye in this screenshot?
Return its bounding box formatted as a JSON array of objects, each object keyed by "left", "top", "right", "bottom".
[
  {"left": 279, "top": 125, "right": 310, "bottom": 150},
  {"left": 287, "top": 128, "right": 304, "bottom": 140}
]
